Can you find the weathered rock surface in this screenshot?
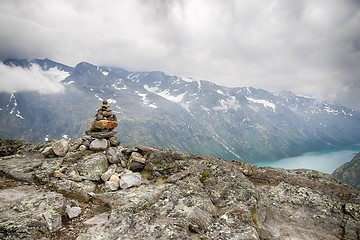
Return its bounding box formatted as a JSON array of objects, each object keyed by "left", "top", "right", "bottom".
[
  {"left": 333, "top": 152, "right": 360, "bottom": 191},
  {"left": 0, "top": 182, "right": 65, "bottom": 239},
  {"left": 1, "top": 138, "right": 360, "bottom": 240}
]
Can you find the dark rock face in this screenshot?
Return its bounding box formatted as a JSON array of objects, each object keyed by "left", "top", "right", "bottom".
[
  {"left": 1, "top": 138, "right": 360, "bottom": 239},
  {"left": 333, "top": 152, "right": 360, "bottom": 191}
]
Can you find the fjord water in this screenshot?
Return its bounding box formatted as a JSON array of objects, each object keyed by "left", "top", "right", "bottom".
[{"left": 255, "top": 143, "right": 360, "bottom": 174}]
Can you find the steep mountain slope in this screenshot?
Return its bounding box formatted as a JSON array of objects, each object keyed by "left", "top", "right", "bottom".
[
  {"left": 1, "top": 58, "right": 360, "bottom": 163},
  {"left": 333, "top": 152, "right": 360, "bottom": 191}
]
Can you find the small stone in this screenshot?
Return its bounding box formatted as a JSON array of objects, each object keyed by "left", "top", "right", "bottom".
[
  {"left": 85, "top": 130, "right": 117, "bottom": 139},
  {"left": 109, "top": 136, "right": 121, "bottom": 147},
  {"left": 90, "top": 139, "right": 108, "bottom": 151},
  {"left": 105, "top": 181, "right": 119, "bottom": 191},
  {"left": 42, "top": 146, "right": 54, "bottom": 157},
  {"left": 66, "top": 205, "right": 82, "bottom": 219},
  {"left": 79, "top": 145, "right": 87, "bottom": 151},
  {"left": 52, "top": 139, "right": 70, "bottom": 157},
  {"left": 43, "top": 212, "right": 62, "bottom": 231},
  {"left": 109, "top": 174, "right": 120, "bottom": 184},
  {"left": 101, "top": 164, "right": 117, "bottom": 182},
  {"left": 83, "top": 140, "right": 90, "bottom": 147},
  {"left": 82, "top": 135, "right": 92, "bottom": 142},
  {"left": 69, "top": 138, "right": 84, "bottom": 152},
  {"left": 107, "top": 147, "right": 123, "bottom": 164},
  {"left": 53, "top": 171, "right": 66, "bottom": 178},
  {"left": 129, "top": 152, "right": 146, "bottom": 171}
]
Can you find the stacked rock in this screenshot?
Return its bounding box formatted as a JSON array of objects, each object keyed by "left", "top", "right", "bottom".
[
  {"left": 84, "top": 100, "right": 121, "bottom": 150},
  {"left": 42, "top": 100, "right": 121, "bottom": 157}
]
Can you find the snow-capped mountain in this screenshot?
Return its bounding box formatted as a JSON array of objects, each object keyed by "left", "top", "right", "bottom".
[{"left": 1, "top": 58, "right": 360, "bottom": 163}]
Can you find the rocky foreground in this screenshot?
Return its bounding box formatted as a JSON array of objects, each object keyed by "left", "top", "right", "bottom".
[{"left": 1, "top": 138, "right": 360, "bottom": 240}]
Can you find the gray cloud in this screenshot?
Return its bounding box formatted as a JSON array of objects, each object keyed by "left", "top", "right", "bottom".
[{"left": 0, "top": 0, "right": 359, "bottom": 109}]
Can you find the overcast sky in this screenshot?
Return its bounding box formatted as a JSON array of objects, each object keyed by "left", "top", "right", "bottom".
[{"left": 0, "top": 0, "right": 359, "bottom": 109}]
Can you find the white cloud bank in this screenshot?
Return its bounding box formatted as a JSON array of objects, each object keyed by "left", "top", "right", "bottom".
[
  {"left": 0, "top": 0, "right": 359, "bottom": 109},
  {"left": 0, "top": 63, "right": 66, "bottom": 93}
]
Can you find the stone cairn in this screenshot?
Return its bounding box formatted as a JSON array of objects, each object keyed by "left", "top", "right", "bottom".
[
  {"left": 42, "top": 99, "right": 149, "bottom": 192},
  {"left": 85, "top": 99, "right": 121, "bottom": 150}
]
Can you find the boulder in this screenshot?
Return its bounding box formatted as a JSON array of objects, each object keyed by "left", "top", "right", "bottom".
[
  {"left": 76, "top": 152, "right": 109, "bottom": 181},
  {"left": 52, "top": 139, "right": 69, "bottom": 157},
  {"left": 90, "top": 139, "right": 108, "bottom": 151}
]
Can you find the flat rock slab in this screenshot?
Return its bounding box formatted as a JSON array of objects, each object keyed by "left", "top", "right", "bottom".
[{"left": 0, "top": 184, "right": 65, "bottom": 239}]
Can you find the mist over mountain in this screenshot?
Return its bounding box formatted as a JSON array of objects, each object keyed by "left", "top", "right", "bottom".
[{"left": 1, "top": 58, "right": 360, "bottom": 163}]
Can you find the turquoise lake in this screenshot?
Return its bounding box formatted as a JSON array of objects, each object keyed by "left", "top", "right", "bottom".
[{"left": 255, "top": 143, "right": 360, "bottom": 174}]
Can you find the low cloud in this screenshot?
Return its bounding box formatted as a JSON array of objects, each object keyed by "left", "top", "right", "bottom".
[
  {"left": 0, "top": 63, "right": 65, "bottom": 93},
  {"left": 0, "top": 0, "right": 359, "bottom": 109}
]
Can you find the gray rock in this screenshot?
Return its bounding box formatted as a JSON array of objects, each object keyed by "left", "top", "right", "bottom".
[
  {"left": 69, "top": 138, "right": 84, "bottom": 152},
  {"left": 41, "top": 146, "right": 54, "bottom": 157},
  {"left": 0, "top": 185, "right": 65, "bottom": 238},
  {"left": 107, "top": 147, "right": 124, "bottom": 164},
  {"left": 83, "top": 212, "right": 110, "bottom": 227},
  {"left": 89, "top": 139, "right": 108, "bottom": 151},
  {"left": 66, "top": 205, "right": 82, "bottom": 219},
  {"left": 105, "top": 180, "right": 119, "bottom": 191},
  {"left": 119, "top": 171, "right": 143, "bottom": 189},
  {"left": 109, "top": 136, "right": 121, "bottom": 147},
  {"left": 83, "top": 140, "right": 90, "bottom": 147},
  {"left": 52, "top": 139, "right": 70, "bottom": 156},
  {"left": 43, "top": 212, "right": 62, "bottom": 231},
  {"left": 86, "top": 130, "right": 117, "bottom": 139},
  {"left": 52, "top": 179, "right": 96, "bottom": 202},
  {"left": 101, "top": 164, "right": 117, "bottom": 182},
  {"left": 76, "top": 152, "right": 109, "bottom": 181},
  {"left": 129, "top": 152, "right": 146, "bottom": 171}
]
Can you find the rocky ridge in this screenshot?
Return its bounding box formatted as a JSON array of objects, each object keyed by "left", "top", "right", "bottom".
[
  {"left": 1, "top": 138, "right": 360, "bottom": 240},
  {"left": 333, "top": 152, "right": 360, "bottom": 191}
]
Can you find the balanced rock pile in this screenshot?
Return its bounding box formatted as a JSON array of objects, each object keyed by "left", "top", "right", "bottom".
[{"left": 42, "top": 100, "right": 121, "bottom": 157}]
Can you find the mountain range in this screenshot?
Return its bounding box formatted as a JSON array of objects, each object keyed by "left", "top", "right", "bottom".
[{"left": 1, "top": 58, "right": 360, "bottom": 163}]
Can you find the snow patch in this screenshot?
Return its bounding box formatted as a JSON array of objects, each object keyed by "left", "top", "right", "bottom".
[
  {"left": 246, "top": 97, "right": 276, "bottom": 112},
  {"left": 107, "top": 98, "right": 117, "bottom": 104},
  {"left": 135, "top": 91, "right": 158, "bottom": 109},
  {"left": 144, "top": 85, "right": 186, "bottom": 103},
  {"left": 94, "top": 94, "right": 103, "bottom": 101},
  {"left": 62, "top": 134, "right": 69, "bottom": 139},
  {"left": 213, "top": 96, "right": 241, "bottom": 111},
  {"left": 112, "top": 81, "right": 127, "bottom": 91},
  {"left": 181, "top": 77, "right": 193, "bottom": 82},
  {"left": 15, "top": 110, "right": 24, "bottom": 119},
  {"left": 64, "top": 81, "right": 74, "bottom": 85},
  {"left": 216, "top": 90, "right": 225, "bottom": 95}
]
